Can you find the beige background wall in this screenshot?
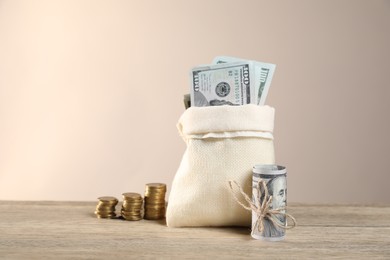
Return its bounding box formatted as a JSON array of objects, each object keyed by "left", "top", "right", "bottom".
[{"left": 0, "top": 0, "right": 389, "bottom": 203}]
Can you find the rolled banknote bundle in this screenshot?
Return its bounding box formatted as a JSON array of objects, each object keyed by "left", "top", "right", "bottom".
[
  {"left": 213, "top": 56, "right": 276, "bottom": 106},
  {"left": 252, "top": 165, "right": 287, "bottom": 241}
]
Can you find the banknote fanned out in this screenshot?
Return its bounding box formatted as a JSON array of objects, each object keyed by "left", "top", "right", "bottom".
[
  {"left": 189, "top": 56, "right": 276, "bottom": 107},
  {"left": 213, "top": 56, "right": 276, "bottom": 106}
]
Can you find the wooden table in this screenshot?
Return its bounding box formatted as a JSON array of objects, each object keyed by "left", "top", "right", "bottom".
[{"left": 0, "top": 201, "right": 389, "bottom": 259}]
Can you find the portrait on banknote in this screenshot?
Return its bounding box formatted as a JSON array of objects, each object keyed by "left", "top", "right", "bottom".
[{"left": 260, "top": 175, "right": 287, "bottom": 237}]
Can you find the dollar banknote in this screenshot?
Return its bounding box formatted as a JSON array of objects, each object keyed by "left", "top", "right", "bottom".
[
  {"left": 252, "top": 165, "right": 287, "bottom": 241},
  {"left": 190, "top": 62, "right": 255, "bottom": 107},
  {"left": 212, "top": 56, "right": 276, "bottom": 106}
]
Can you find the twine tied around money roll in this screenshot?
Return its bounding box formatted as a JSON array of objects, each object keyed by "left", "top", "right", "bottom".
[{"left": 228, "top": 180, "right": 297, "bottom": 235}]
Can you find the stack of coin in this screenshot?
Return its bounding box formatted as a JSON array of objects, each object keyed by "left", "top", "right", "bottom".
[
  {"left": 95, "top": 196, "right": 118, "bottom": 218},
  {"left": 144, "top": 183, "right": 167, "bottom": 220},
  {"left": 121, "top": 192, "right": 143, "bottom": 221}
]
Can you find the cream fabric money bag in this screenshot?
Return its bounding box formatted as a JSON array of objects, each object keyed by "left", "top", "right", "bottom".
[{"left": 166, "top": 104, "right": 275, "bottom": 227}]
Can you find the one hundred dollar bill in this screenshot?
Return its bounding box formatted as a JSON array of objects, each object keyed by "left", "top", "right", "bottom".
[
  {"left": 190, "top": 62, "right": 255, "bottom": 107},
  {"left": 212, "top": 56, "right": 276, "bottom": 106},
  {"left": 252, "top": 165, "right": 287, "bottom": 240}
]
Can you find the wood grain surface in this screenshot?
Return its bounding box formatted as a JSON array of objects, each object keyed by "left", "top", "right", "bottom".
[{"left": 0, "top": 201, "right": 389, "bottom": 259}]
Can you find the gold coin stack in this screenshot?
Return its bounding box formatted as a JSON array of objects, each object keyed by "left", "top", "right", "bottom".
[
  {"left": 95, "top": 196, "right": 118, "bottom": 218},
  {"left": 144, "top": 183, "right": 167, "bottom": 220},
  {"left": 121, "top": 192, "right": 143, "bottom": 221}
]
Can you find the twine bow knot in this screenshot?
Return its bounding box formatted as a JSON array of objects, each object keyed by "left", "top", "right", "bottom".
[{"left": 228, "top": 179, "right": 297, "bottom": 235}]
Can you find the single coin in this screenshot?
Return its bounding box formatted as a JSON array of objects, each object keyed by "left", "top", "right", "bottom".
[
  {"left": 98, "top": 196, "right": 118, "bottom": 202},
  {"left": 122, "top": 192, "right": 142, "bottom": 198}
]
